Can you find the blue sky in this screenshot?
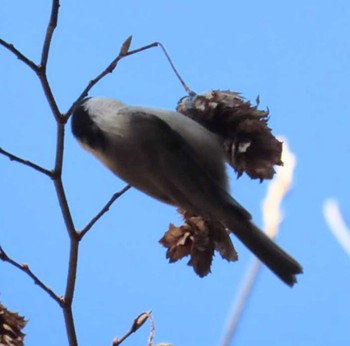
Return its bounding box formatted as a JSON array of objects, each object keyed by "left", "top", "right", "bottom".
[{"left": 1, "top": 1, "right": 350, "bottom": 345}]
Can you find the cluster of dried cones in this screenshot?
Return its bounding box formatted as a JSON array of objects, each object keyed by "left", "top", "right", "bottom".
[
  {"left": 0, "top": 303, "right": 26, "bottom": 346},
  {"left": 160, "top": 90, "right": 283, "bottom": 276}
]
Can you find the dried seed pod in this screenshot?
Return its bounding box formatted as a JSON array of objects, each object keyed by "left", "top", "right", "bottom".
[
  {"left": 159, "top": 209, "right": 237, "bottom": 277},
  {"left": 177, "top": 90, "right": 283, "bottom": 181},
  {"left": 0, "top": 303, "right": 27, "bottom": 346}
]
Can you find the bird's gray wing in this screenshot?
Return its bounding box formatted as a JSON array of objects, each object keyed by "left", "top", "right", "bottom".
[
  {"left": 108, "top": 111, "right": 302, "bottom": 285},
  {"left": 120, "top": 111, "right": 251, "bottom": 221}
]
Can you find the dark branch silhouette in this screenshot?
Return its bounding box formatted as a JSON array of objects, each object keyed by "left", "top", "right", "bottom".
[
  {"left": 78, "top": 185, "right": 131, "bottom": 240},
  {"left": 0, "top": 247, "right": 62, "bottom": 305},
  {"left": 64, "top": 39, "right": 189, "bottom": 120},
  {"left": 0, "top": 38, "right": 38, "bottom": 71},
  {"left": 41, "top": 0, "right": 60, "bottom": 68},
  {"left": 64, "top": 41, "right": 160, "bottom": 120},
  {"left": 0, "top": 2, "right": 187, "bottom": 345},
  {"left": 0, "top": 147, "right": 52, "bottom": 177}
]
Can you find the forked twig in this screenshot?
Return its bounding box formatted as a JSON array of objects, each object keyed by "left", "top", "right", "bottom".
[
  {"left": 63, "top": 41, "right": 159, "bottom": 119},
  {"left": 65, "top": 39, "right": 191, "bottom": 120},
  {"left": 1, "top": 2, "right": 190, "bottom": 345},
  {"left": 1, "top": 1, "right": 79, "bottom": 345}
]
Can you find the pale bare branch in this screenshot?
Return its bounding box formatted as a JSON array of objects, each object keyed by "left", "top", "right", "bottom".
[
  {"left": 221, "top": 138, "right": 296, "bottom": 346},
  {"left": 323, "top": 199, "right": 350, "bottom": 257}
]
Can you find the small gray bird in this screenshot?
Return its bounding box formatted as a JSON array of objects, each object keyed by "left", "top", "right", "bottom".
[{"left": 71, "top": 97, "right": 302, "bottom": 286}]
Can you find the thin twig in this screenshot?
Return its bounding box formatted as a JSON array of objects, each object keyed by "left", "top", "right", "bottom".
[
  {"left": 147, "top": 312, "right": 156, "bottom": 346},
  {"left": 0, "top": 147, "right": 52, "bottom": 177},
  {"left": 0, "top": 36, "right": 62, "bottom": 122},
  {"left": 41, "top": 0, "right": 60, "bottom": 68},
  {"left": 36, "top": 0, "right": 62, "bottom": 122},
  {"left": 0, "top": 246, "right": 62, "bottom": 305},
  {"left": 64, "top": 41, "right": 190, "bottom": 120},
  {"left": 221, "top": 259, "right": 261, "bottom": 346},
  {"left": 324, "top": 199, "right": 350, "bottom": 257},
  {"left": 156, "top": 42, "right": 192, "bottom": 94},
  {"left": 78, "top": 185, "right": 131, "bottom": 240},
  {"left": 40, "top": 2, "right": 78, "bottom": 344},
  {"left": 2, "top": 11, "right": 186, "bottom": 346},
  {"left": 0, "top": 38, "right": 38, "bottom": 71},
  {"left": 63, "top": 42, "right": 153, "bottom": 119},
  {"left": 1, "top": 1, "right": 78, "bottom": 344}
]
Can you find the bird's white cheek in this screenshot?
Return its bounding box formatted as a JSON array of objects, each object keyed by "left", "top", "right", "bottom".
[{"left": 79, "top": 141, "right": 113, "bottom": 172}]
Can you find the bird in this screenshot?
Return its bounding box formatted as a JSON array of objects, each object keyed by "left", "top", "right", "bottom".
[{"left": 71, "top": 97, "right": 302, "bottom": 286}]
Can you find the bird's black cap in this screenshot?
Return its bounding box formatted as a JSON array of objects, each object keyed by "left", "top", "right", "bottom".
[{"left": 71, "top": 97, "right": 107, "bottom": 150}]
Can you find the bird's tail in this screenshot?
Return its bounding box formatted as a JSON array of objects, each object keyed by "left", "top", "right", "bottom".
[{"left": 223, "top": 205, "right": 303, "bottom": 286}]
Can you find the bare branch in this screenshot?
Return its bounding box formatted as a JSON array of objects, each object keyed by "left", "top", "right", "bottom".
[
  {"left": 53, "top": 122, "right": 66, "bottom": 176},
  {"left": 61, "top": 239, "right": 79, "bottom": 346},
  {"left": 78, "top": 185, "right": 131, "bottom": 240},
  {"left": 3, "top": 13, "right": 185, "bottom": 346},
  {"left": 50, "top": 125, "right": 76, "bottom": 240},
  {"left": 52, "top": 173, "right": 79, "bottom": 346},
  {"left": 41, "top": 0, "right": 60, "bottom": 68},
  {"left": 324, "top": 199, "right": 350, "bottom": 257},
  {"left": 61, "top": 305, "right": 78, "bottom": 346},
  {"left": 53, "top": 178, "right": 77, "bottom": 239},
  {"left": 37, "top": 73, "right": 62, "bottom": 122},
  {"left": 64, "top": 40, "right": 188, "bottom": 120},
  {"left": 0, "top": 246, "right": 62, "bottom": 305},
  {"left": 0, "top": 39, "right": 62, "bottom": 122},
  {"left": 64, "top": 238, "right": 79, "bottom": 303},
  {"left": 0, "top": 38, "right": 38, "bottom": 71},
  {"left": 156, "top": 41, "right": 192, "bottom": 94},
  {"left": 63, "top": 42, "right": 146, "bottom": 119},
  {"left": 147, "top": 312, "right": 156, "bottom": 346},
  {"left": 220, "top": 259, "right": 261, "bottom": 346},
  {"left": 0, "top": 147, "right": 52, "bottom": 177},
  {"left": 112, "top": 311, "right": 151, "bottom": 346},
  {"left": 51, "top": 122, "right": 79, "bottom": 346},
  {"left": 262, "top": 137, "right": 296, "bottom": 239}
]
